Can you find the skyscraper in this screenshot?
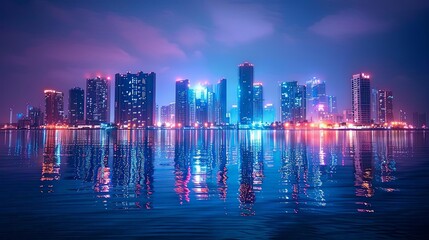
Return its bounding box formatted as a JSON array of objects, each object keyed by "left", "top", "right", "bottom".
[
  {"left": 253, "top": 83, "right": 263, "bottom": 123},
  {"left": 229, "top": 104, "right": 238, "bottom": 124},
  {"left": 238, "top": 62, "right": 254, "bottom": 125},
  {"left": 194, "top": 83, "right": 208, "bottom": 124},
  {"left": 306, "top": 77, "right": 327, "bottom": 121},
  {"left": 216, "top": 78, "right": 227, "bottom": 124},
  {"left": 371, "top": 89, "right": 379, "bottom": 123},
  {"left": 351, "top": 73, "right": 371, "bottom": 124},
  {"left": 115, "top": 71, "right": 156, "bottom": 127},
  {"left": 188, "top": 89, "right": 196, "bottom": 124},
  {"left": 68, "top": 87, "right": 84, "bottom": 125},
  {"left": 44, "top": 90, "right": 64, "bottom": 125},
  {"left": 28, "top": 107, "right": 44, "bottom": 128},
  {"left": 378, "top": 90, "right": 394, "bottom": 124},
  {"left": 263, "top": 103, "right": 275, "bottom": 123},
  {"left": 175, "top": 79, "right": 190, "bottom": 127},
  {"left": 160, "top": 105, "right": 170, "bottom": 124},
  {"left": 280, "top": 81, "right": 306, "bottom": 122},
  {"left": 86, "top": 77, "right": 109, "bottom": 124}
]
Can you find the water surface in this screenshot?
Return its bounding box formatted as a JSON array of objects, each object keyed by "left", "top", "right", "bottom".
[{"left": 0, "top": 129, "right": 428, "bottom": 239}]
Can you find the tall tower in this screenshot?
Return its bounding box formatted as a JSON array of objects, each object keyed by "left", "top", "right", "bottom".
[
  {"left": 306, "top": 77, "right": 327, "bottom": 121},
  {"left": 115, "top": 71, "right": 156, "bottom": 127},
  {"left": 175, "top": 79, "right": 190, "bottom": 127},
  {"left": 351, "top": 73, "right": 371, "bottom": 124},
  {"left": 216, "top": 78, "right": 227, "bottom": 125},
  {"left": 238, "top": 62, "right": 254, "bottom": 125},
  {"left": 44, "top": 90, "right": 64, "bottom": 125},
  {"left": 378, "top": 90, "right": 394, "bottom": 124},
  {"left": 68, "top": 87, "right": 84, "bottom": 125},
  {"left": 86, "top": 77, "right": 109, "bottom": 124},
  {"left": 280, "top": 81, "right": 306, "bottom": 122},
  {"left": 253, "top": 83, "right": 263, "bottom": 123}
]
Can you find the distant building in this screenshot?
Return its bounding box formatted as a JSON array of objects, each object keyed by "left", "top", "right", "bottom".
[
  {"left": 378, "top": 90, "right": 394, "bottom": 124},
  {"left": 238, "top": 62, "right": 254, "bottom": 125},
  {"left": 327, "top": 95, "right": 337, "bottom": 114},
  {"left": 216, "top": 78, "right": 227, "bottom": 124},
  {"left": 399, "top": 109, "right": 407, "bottom": 123},
  {"left": 351, "top": 73, "right": 371, "bottom": 124},
  {"left": 44, "top": 90, "right": 64, "bottom": 125},
  {"left": 371, "top": 89, "right": 379, "bottom": 123},
  {"left": 229, "top": 105, "right": 238, "bottom": 124},
  {"left": 68, "top": 87, "right": 85, "bottom": 125},
  {"left": 343, "top": 109, "right": 354, "bottom": 123},
  {"left": 28, "top": 107, "right": 44, "bottom": 128},
  {"left": 160, "top": 105, "right": 170, "bottom": 124},
  {"left": 175, "top": 79, "right": 190, "bottom": 126},
  {"left": 306, "top": 77, "right": 327, "bottom": 121},
  {"left": 263, "top": 103, "right": 275, "bottom": 123},
  {"left": 413, "top": 112, "right": 427, "bottom": 128},
  {"left": 86, "top": 77, "right": 109, "bottom": 125},
  {"left": 115, "top": 71, "right": 156, "bottom": 127},
  {"left": 188, "top": 89, "right": 196, "bottom": 124},
  {"left": 169, "top": 102, "right": 176, "bottom": 124},
  {"left": 280, "top": 81, "right": 306, "bottom": 122},
  {"left": 253, "top": 83, "right": 263, "bottom": 123}
]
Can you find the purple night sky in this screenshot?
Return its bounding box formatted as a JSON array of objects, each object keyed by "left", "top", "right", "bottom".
[{"left": 1, "top": 0, "right": 428, "bottom": 122}]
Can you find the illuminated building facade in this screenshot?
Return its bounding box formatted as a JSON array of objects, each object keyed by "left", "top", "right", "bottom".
[
  {"left": 44, "top": 90, "right": 64, "bottom": 125},
  {"left": 351, "top": 73, "right": 371, "bottom": 124},
  {"left": 115, "top": 71, "right": 156, "bottom": 127},
  {"left": 238, "top": 62, "right": 254, "bottom": 125},
  {"left": 306, "top": 77, "right": 327, "bottom": 121},
  {"left": 175, "top": 79, "right": 190, "bottom": 126},
  {"left": 86, "top": 77, "right": 109, "bottom": 124},
  {"left": 263, "top": 103, "right": 275, "bottom": 123},
  {"left": 280, "top": 81, "right": 306, "bottom": 122},
  {"left": 253, "top": 83, "right": 263, "bottom": 123},
  {"left": 68, "top": 87, "right": 84, "bottom": 125},
  {"left": 216, "top": 78, "right": 227, "bottom": 124},
  {"left": 378, "top": 90, "right": 394, "bottom": 124}
]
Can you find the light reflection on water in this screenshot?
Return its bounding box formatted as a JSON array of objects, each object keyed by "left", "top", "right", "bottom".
[{"left": 0, "top": 129, "right": 428, "bottom": 238}]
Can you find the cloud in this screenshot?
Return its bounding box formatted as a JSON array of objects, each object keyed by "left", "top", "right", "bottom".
[
  {"left": 208, "top": 2, "right": 274, "bottom": 45},
  {"left": 176, "top": 26, "right": 206, "bottom": 47},
  {"left": 309, "top": 10, "right": 388, "bottom": 39}
]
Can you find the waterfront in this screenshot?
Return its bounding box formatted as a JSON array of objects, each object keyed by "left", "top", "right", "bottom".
[{"left": 0, "top": 129, "right": 428, "bottom": 239}]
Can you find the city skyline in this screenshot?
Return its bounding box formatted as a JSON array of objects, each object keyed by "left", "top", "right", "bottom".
[{"left": 1, "top": 0, "right": 429, "bottom": 124}]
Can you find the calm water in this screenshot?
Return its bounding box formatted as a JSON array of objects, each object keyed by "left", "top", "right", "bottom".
[{"left": 0, "top": 129, "right": 428, "bottom": 239}]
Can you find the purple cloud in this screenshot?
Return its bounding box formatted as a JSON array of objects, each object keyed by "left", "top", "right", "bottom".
[
  {"left": 176, "top": 26, "right": 206, "bottom": 47},
  {"left": 208, "top": 2, "right": 274, "bottom": 45},
  {"left": 309, "top": 10, "right": 388, "bottom": 39}
]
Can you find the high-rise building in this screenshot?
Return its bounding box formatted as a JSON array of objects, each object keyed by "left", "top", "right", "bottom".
[
  {"left": 115, "top": 71, "right": 156, "bottom": 127},
  {"left": 216, "top": 78, "right": 227, "bottom": 125},
  {"left": 238, "top": 62, "right": 254, "bottom": 125},
  {"left": 194, "top": 83, "right": 208, "bottom": 124},
  {"left": 263, "top": 103, "right": 275, "bottom": 123},
  {"left": 206, "top": 83, "right": 216, "bottom": 123},
  {"left": 399, "top": 109, "right": 407, "bottom": 123},
  {"left": 175, "top": 79, "right": 190, "bottom": 127},
  {"left": 188, "top": 89, "right": 196, "bottom": 124},
  {"left": 169, "top": 102, "right": 176, "bottom": 124},
  {"left": 280, "top": 81, "right": 306, "bottom": 122},
  {"left": 378, "top": 90, "right": 394, "bottom": 124},
  {"left": 306, "top": 77, "right": 327, "bottom": 121},
  {"left": 44, "top": 90, "right": 64, "bottom": 125},
  {"left": 229, "top": 105, "right": 238, "bottom": 124},
  {"left": 86, "top": 77, "right": 109, "bottom": 124},
  {"left": 327, "top": 95, "right": 337, "bottom": 114},
  {"left": 371, "top": 89, "right": 379, "bottom": 123},
  {"left": 351, "top": 73, "right": 371, "bottom": 124},
  {"left": 160, "top": 105, "right": 170, "bottom": 124},
  {"left": 413, "top": 112, "right": 427, "bottom": 128},
  {"left": 68, "top": 87, "right": 84, "bottom": 125},
  {"left": 28, "top": 107, "right": 44, "bottom": 128},
  {"left": 253, "top": 83, "right": 263, "bottom": 123}
]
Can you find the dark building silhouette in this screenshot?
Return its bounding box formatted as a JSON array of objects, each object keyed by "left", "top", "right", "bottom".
[
  {"left": 253, "top": 83, "right": 263, "bottom": 123},
  {"left": 44, "top": 90, "right": 64, "bottom": 125},
  {"left": 86, "top": 77, "right": 109, "bottom": 124},
  {"left": 175, "top": 79, "right": 190, "bottom": 127},
  {"left": 68, "top": 87, "right": 84, "bottom": 125},
  {"left": 216, "top": 78, "right": 227, "bottom": 124},
  {"left": 238, "top": 62, "right": 254, "bottom": 125},
  {"left": 378, "top": 90, "right": 394, "bottom": 124},
  {"left": 115, "top": 71, "right": 156, "bottom": 127},
  {"left": 28, "top": 107, "right": 44, "bottom": 128}
]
